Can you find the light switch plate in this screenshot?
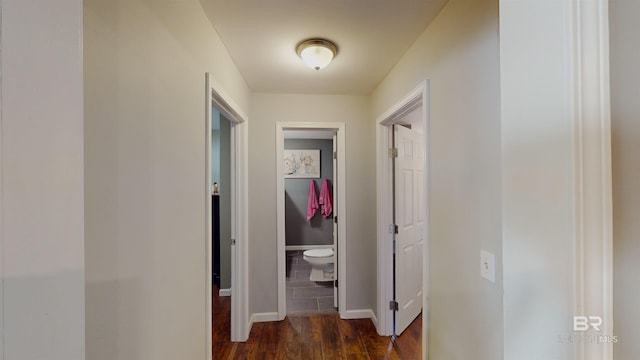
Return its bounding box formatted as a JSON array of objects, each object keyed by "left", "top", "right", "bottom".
[{"left": 480, "top": 250, "right": 495, "bottom": 283}]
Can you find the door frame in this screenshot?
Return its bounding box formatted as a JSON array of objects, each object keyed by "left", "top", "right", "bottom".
[
  {"left": 275, "top": 122, "right": 347, "bottom": 320},
  {"left": 375, "top": 81, "right": 430, "bottom": 355},
  {"left": 205, "top": 73, "right": 250, "bottom": 357}
]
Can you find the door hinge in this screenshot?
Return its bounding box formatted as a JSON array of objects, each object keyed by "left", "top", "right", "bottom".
[
  {"left": 389, "top": 300, "right": 399, "bottom": 311},
  {"left": 333, "top": 151, "right": 337, "bottom": 159},
  {"left": 334, "top": 279, "right": 338, "bottom": 287},
  {"left": 388, "top": 224, "right": 398, "bottom": 234},
  {"left": 389, "top": 148, "right": 398, "bottom": 158},
  {"left": 231, "top": 238, "right": 236, "bottom": 245},
  {"left": 334, "top": 216, "right": 338, "bottom": 224}
]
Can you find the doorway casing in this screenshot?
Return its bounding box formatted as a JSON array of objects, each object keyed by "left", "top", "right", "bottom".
[
  {"left": 276, "top": 122, "right": 347, "bottom": 319},
  {"left": 375, "top": 81, "right": 430, "bottom": 358},
  {"left": 205, "top": 73, "right": 250, "bottom": 357}
]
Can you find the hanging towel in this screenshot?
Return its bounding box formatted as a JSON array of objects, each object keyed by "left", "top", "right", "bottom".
[
  {"left": 319, "top": 178, "right": 333, "bottom": 218},
  {"left": 306, "top": 180, "right": 319, "bottom": 222}
]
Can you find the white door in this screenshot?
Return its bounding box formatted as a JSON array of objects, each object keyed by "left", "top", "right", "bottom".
[{"left": 394, "top": 125, "right": 425, "bottom": 335}]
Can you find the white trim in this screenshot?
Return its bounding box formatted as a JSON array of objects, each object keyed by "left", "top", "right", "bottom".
[
  {"left": 378, "top": 85, "right": 425, "bottom": 127},
  {"left": 276, "top": 122, "right": 346, "bottom": 320},
  {"left": 249, "top": 312, "right": 280, "bottom": 325},
  {"left": 205, "top": 73, "right": 250, "bottom": 359},
  {"left": 234, "top": 121, "right": 250, "bottom": 342},
  {"left": 218, "top": 288, "right": 231, "bottom": 297},
  {"left": 375, "top": 81, "right": 430, "bottom": 360},
  {"left": 0, "top": 4, "right": 4, "bottom": 355},
  {"left": 285, "top": 245, "right": 333, "bottom": 251},
  {"left": 568, "top": 1, "right": 613, "bottom": 359},
  {"left": 208, "top": 76, "right": 248, "bottom": 126},
  {"left": 371, "top": 311, "right": 381, "bottom": 333},
  {"left": 375, "top": 121, "right": 393, "bottom": 336},
  {"left": 341, "top": 309, "right": 375, "bottom": 320},
  {"left": 205, "top": 74, "right": 212, "bottom": 360}
]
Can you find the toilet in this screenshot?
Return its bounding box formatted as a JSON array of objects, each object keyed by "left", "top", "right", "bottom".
[{"left": 303, "top": 248, "right": 335, "bottom": 282}]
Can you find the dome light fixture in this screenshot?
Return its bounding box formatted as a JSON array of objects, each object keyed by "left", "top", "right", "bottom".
[{"left": 296, "top": 38, "right": 338, "bottom": 71}]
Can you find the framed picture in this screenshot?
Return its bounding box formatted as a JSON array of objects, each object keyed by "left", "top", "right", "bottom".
[{"left": 284, "top": 149, "right": 320, "bottom": 178}]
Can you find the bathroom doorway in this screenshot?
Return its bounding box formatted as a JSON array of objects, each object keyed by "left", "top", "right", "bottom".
[
  {"left": 276, "top": 122, "right": 346, "bottom": 320},
  {"left": 283, "top": 131, "right": 337, "bottom": 314}
]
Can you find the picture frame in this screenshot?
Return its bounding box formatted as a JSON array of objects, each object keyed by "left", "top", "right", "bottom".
[{"left": 283, "top": 149, "right": 320, "bottom": 178}]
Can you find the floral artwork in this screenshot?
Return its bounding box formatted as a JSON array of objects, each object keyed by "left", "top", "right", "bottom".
[{"left": 284, "top": 149, "right": 320, "bottom": 178}]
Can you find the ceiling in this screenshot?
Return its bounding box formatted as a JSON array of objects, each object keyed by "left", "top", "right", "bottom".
[{"left": 199, "top": 0, "right": 447, "bottom": 95}]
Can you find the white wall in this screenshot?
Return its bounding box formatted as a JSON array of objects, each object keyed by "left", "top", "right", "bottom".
[
  {"left": 501, "top": 1, "right": 596, "bottom": 359},
  {"left": 503, "top": 0, "right": 614, "bottom": 357},
  {"left": 372, "top": 1, "right": 502, "bottom": 358},
  {"left": 249, "top": 93, "right": 375, "bottom": 315},
  {"left": 610, "top": 0, "right": 640, "bottom": 358},
  {"left": 83, "top": 0, "right": 250, "bottom": 358},
  {"left": 1, "top": 0, "right": 85, "bottom": 359}
]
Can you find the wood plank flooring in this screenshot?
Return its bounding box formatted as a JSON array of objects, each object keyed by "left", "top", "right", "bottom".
[{"left": 213, "top": 287, "right": 422, "bottom": 359}]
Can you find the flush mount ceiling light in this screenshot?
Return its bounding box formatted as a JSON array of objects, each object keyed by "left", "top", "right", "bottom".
[{"left": 296, "top": 39, "right": 338, "bottom": 71}]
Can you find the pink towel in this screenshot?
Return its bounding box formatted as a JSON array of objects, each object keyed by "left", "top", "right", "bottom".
[
  {"left": 306, "top": 180, "right": 319, "bottom": 222},
  {"left": 319, "top": 179, "right": 333, "bottom": 218}
]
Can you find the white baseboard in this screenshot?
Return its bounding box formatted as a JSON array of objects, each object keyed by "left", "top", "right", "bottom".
[
  {"left": 341, "top": 309, "right": 375, "bottom": 320},
  {"left": 245, "top": 312, "right": 280, "bottom": 344},
  {"left": 285, "top": 245, "right": 333, "bottom": 251},
  {"left": 370, "top": 312, "right": 389, "bottom": 335},
  {"left": 370, "top": 311, "right": 380, "bottom": 331},
  {"left": 249, "top": 312, "right": 280, "bottom": 326},
  {"left": 218, "top": 288, "right": 231, "bottom": 297}
]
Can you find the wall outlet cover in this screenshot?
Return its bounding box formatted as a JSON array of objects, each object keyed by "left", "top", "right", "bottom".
[{"left": 480, "top": 249, "right": 496, "bottom": 283}]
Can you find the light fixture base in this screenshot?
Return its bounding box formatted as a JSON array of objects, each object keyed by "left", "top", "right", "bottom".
[{"left": 296, "top": 38, "right": 338, "bottom": 71}]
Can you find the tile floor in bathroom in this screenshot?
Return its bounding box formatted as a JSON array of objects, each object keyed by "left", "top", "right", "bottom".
[{"left": 286, "top": 250, "right": 337, "bottom": 315}]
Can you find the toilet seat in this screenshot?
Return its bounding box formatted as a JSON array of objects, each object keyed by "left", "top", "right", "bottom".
[{"left": 303, "top": 248, "right": 333, "bottom": 258}]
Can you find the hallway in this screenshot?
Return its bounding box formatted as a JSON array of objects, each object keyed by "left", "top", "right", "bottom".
[
  {"left": 0, "top": 0, "right": 619, "bottom": 359},
  {"left": 213, "top": 287, "right": 421, "bottom": 359}
]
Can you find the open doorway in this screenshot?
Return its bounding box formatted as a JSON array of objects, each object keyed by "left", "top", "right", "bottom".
[
  {"left": 391, "top": 116, "right": 425, "bottom": 336},
  {"left": 282, "top": 130, "right": 338, "bottom": 315},
  {"left": 276, "top": 122, "right": 346, "bottom": 320},
  {"left": 376, "top": 81, "right": 429, "bottom": 358},
  {"left": 211, "top": 110, "right": 232, "bottom": 295},
  {"left": 205, "top": 73, "right": 250, "bottom": 359},
  {"left": 211, "top": 108, "right": 234, "bottom": 357}
]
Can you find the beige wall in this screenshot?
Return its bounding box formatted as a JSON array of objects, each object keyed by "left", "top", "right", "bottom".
[
  {"left": 1, "top": 1, "right": 85, "bottom": 359},
  {"left": 248, "top": 93, "right": 376, "bottom": 315},
  {"left": 83, "top": 0, "right": 250, "bottom": 358},
  {"left": 500, "top": 0, "right": 598, "bottom": 358},
  {"left": 610, "top": 1, "right": 640, "bottom": 358},
  {"left": 372, "top": 1, "right": 502, "bottom": 358}
]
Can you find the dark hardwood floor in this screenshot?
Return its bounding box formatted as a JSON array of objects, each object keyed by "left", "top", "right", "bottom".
[{"left": 213, "top": 287, "right": 422, "bottom": 359}]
